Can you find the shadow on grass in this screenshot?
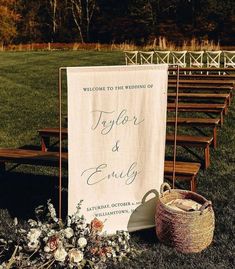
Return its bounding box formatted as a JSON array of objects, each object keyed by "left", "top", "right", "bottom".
[
  {"left": 131, "top": 228, "right": 158, "bottom": 245},
  {"left": 0, "top": 171, "right": 68, "bottom": 220}
]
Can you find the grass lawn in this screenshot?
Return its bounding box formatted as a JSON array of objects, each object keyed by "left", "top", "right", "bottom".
[{"left": 0, "top": 51, "right": 234, "bottom": 268}]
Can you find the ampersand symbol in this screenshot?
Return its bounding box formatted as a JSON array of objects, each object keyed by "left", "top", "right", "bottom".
[{"left": 112, "top": 140, "right": 120, "bottom": 152}]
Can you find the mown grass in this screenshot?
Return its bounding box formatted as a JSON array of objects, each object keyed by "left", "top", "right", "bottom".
[{"left": 0, "top": 51, "right": 234, "bottom": 268}]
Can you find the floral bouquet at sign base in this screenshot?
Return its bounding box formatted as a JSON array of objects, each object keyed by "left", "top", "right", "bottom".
[{"left": 0, "top": 200, "right": 135, "bottom": 269}]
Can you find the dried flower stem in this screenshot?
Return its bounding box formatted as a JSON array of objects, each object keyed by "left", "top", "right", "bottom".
[
  {"left": 6, "top": 246, "right": 18, "bottom": 269},
  {"left": 38, "top": 258, "right": 55, "bottom": 269},
  {"left": 45, "top": 259, "right": 55, "bottom": 269},
  {"left": 27, "top": 249, "right": 39, "bottom": 260}
]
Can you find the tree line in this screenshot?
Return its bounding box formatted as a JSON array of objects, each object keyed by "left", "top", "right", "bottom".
[{"left": 1, "top": 0, "right": 235, "bottom": 45}]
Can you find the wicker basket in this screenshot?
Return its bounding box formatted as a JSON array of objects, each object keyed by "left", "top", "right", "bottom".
[{"left": 155, "top": 183, "right": 215, "bottom": 253}]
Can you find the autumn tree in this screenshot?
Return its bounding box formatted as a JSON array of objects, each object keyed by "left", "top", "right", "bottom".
[{"left": 0, "top": 0, "right": 20, "bottom": 44}]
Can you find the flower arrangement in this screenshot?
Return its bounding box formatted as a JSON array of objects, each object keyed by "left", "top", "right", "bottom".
[{"left": 0, "top": 201, "right": 134, "bottom": 268}]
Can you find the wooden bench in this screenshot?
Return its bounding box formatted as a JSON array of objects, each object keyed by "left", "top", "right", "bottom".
[
  {"left": 0, "top": 147, "right": 200, "bottom": 192},
  {"left": 168, "top": 92, "right": 231, "bottom": 106},
  {"left": 167, "top": 117, "right": 220, "bottom": 148},
  {"left": 168, "top": 84, "right": 233, "bottom": 92},
  {"left": 168, "top": 73, "right": 235, "bottom": 80},
  {"left": 168, "top": 67, "right": 235, "bottom": 75},
  {"left": 166, "top": 134, "right": 213, "bottom": 169},
  {"left": 38, "top": 128, "right": 211, "bottom": 170},
  {"left": 167, "top": 102, "right": 227, "bottom": 124},
  {"left": 164, "top": 161, "right": 201, "bottom": 192},
  {"left": 0, "top": 148, "right": 68, "bottom": 171},
  {"left": 168, "top": 79, "right": 235, "bottom": 87},
  {"left": 38, "top": 128, "right": 68, "bottom": 152}
]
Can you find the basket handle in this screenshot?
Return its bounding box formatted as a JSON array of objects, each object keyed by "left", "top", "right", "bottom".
[
  {"left": 160, "top": 183, "right": 171, "bottom": 196},
  {"left": 199, "top": 200, "right": 212, "bottom": 214},
  {"left": 142, "top": 189, "right": 158, "bottom": 204}
]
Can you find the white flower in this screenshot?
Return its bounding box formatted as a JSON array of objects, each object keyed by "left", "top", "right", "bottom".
[
  {"left": 44, "top": 246, "right": 51, "bottom": 253},
  {"left": 54, "top": 245, "right": 67, "bottom": 262},
  {"left": 120, "top": 252, "right": 124, "bottom": 256},
  {"left": 64, "top": 227, "right": 74, "bottom": 239},
  {"left": 27, "top": 240, "right": 40, "bottom": 251},
  {"left": 14, "top": 217, "right": 18, "bottom": 226},
  {"left": 77, "top": 237, "right": 87, "bottom": 248},
  {"left": 28, "top": 219, "right": 38, "bottom": 227},
  {"left": 0, "top": 262, "right": 7, "bottom": 269},
  {"left": 67, "top": 216, "right": 71, "bottom": 227},
  {"left": 27, "top": 228, "right": 41, "bottom": 242},
  {"left": 47, "top": 230, "right": 56, "bottom": 237},
  {"left": 68, "top": 249, "right": 83, "bottom": 264},
  {"left": 47, "top": 201, "right": 58, "bottom": 222}
]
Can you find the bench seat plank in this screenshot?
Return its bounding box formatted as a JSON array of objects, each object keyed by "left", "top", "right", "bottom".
[
  {"left": 167, "top": 117, "right": 220, "bottom": 148},
  {"left": 168, "top": 84, "right": 233, "bottom": 91},
  {"left": 168, "top": 79, "right": 235, "bottom": 86},
  {"left": 166, "top": 134, "right": 213, "bottom": 145},
  {"left": 0, "top": 148, "right": 68, "bottom": 167},
  {"left": 164, "top": 160, "right": 201, "bottom": 192},
  {"left": 164, "top": 160, "right": 201, "bottom": 176},
  {"left": 168, "top": 74, "right": 235, "bottom": 80},
  {"left": 167, "top": 92, "right": 230, "bottom": 106},
  {"left": 167, "top": 102, "right": 227, "bottom": 123},
  {"left": 166, "top": 135, "right": 213, "bottom": 169}
]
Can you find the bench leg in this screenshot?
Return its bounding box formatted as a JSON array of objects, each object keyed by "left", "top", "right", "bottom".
[
  {"left": 229, "top": 90, "right": 233, "bottom": 102},
  {"left": 224, "top": 104, "right": 228, "bottom": 116},
  {"left": 41, "top": 136, "right": 50, "bottom": 152},
  {"left": 190, "top": 176, "right": 197, "bottom": 193},
  {"left": 220, "top": 111, "right": 224, "bottom": 126},
  {"left": 213, "top": 127, "right": 217, "bottom": 149},
  {"left": 204, "top": 145, "right": 210, "bottom": 169}
]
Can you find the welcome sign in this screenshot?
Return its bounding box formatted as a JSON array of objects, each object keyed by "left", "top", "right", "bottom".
[{"left": 67, "top": 65, "right": 168, "bottom": 233}]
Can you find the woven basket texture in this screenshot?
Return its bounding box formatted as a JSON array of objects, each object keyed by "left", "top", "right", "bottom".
[{"left": 155, "top": 183, "right": 215, "bottom": 253}]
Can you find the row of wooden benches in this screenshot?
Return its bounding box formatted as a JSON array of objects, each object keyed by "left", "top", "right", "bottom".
[
  {"left": 0, "top": 114, "right": 219, "bottom": 194},
  {"left": 0, "top": 70, "right": 234, "bottom": 194},
  {"left": 0, "top": 116, "right": 221, "bottom": 194},
  {"left": 0, "top": 148, "right": 200, "bottom": 193},
  {"left": 38, "top": 117, "right": 218, "bottom": 169}
]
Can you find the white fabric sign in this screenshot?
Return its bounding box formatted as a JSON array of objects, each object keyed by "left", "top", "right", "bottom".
[{"left": 67, "top": 65, "right": 168, "bottom": 233}]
